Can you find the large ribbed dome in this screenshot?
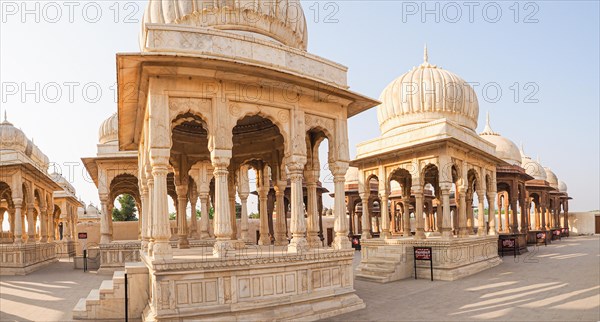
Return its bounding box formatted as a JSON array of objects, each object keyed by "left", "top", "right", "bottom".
[
  {"left": 479, "top": 113, "right": 521, "bottom": 166},
  {"left": 377, "top": 47, "right": 479, "bottom": 136},
  {"left": 99, "top": 113, "right": 118, "bottom": 144},
  {"left": 142, "top": 0, "right": 308, "bottom": 50},
  {"left": 0, "top": 114, "right": 50, "bottom": 170},
  {"left": 558, "top": 180, "right": 568, "bottom": 193},
  {"left": 520, "top": 146, "right": 546, "bottom": 181},
  {"left": 544, "top": 167, "right": 559, "bottom": 189}
]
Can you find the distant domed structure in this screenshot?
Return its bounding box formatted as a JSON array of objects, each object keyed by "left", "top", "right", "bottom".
[
  {"left": 520, "top": 146, "right": 546, "bottom": 181},
  {"left": 141, "top": 0, "right": 308, "bottom": 50},
  {"left": 0, "top": 113, "right": 50, "bottom": 170},
  {"left": 345, "top": 166, "right": 359, "bottom": 184},
  {"left": 479, "top": 113, "right": 521, "bottom": 166},
  {"left": 544, "top": 167, "right": 559, "bottom": 189},
  {"left": 99, "top": 113, "right": 118, "bottom": 144},
  {"left": 50, "top": 172, "right": 76, "bottom": 196},
  {"left": 558, "top": 180, "right": 568, "bottom": 193},
  {"left": 377, "top": 47, "right": 479, "bottom": 136}
]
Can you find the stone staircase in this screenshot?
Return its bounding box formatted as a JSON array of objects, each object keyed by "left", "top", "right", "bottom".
[
  {"left": 355, "top": 246, "right": 412, "bottom": 283},
  {"left": 73, "top": 262, "right": 148, "bottom": 320},
  {"left": 355, "top": 255, "right": 399, "bottom": 283}
]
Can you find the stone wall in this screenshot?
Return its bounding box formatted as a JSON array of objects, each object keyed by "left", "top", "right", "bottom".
[{"left": 569, "top": 212, "right": 600, "bottom": 235}]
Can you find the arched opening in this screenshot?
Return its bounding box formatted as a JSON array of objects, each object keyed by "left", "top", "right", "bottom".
[
  {"left": 389, "top": 168, "right": 412, "bottom": 236},
  {"left": 232, "top": 114, "right": 286, "bottom": 245},
  {"left": 112, "top": 194, "right": 139, "bottom": 222},
  {"left": 365, "top": 175, "right": 380, "bottom": 236}
]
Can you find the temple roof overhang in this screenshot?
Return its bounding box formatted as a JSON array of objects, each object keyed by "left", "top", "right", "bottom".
[
  {"left": 351, "top": 119, "right": 507, "bottom": 167},
  {"left": 81, "top": 153, "right": 138, "bottom": 187},
  {"left": 496, "top": 164, "right": 534, "bottom": 181},
  {"left": 116, "top": 53, "right": 380, "bottom": 151}
]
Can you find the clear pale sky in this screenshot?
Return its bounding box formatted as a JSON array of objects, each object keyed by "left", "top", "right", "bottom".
[{"left": 1, "top": 1, "right": 598, "bottom": 212}]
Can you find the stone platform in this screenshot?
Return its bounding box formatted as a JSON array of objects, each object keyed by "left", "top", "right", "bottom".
[
  {"left": 74, "top": 246, "right": 364, "bottom": 321},
  {"left": 356, "top": 235, "right": 501, "bottom": 283},
  {"left": 0, "top": 242, "right": 58, "bottom": 275}
]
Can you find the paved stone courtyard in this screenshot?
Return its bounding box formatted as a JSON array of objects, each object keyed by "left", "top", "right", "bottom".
[{"left": 1, "top": 236, "right": 598, "bottom": 322}]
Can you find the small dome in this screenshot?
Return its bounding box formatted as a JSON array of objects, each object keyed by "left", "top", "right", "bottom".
[
  {"left": 86, "top": 204, "right": 99, "bottom": 216},
  {"left": 142, "top": 0, "right": 308, "bottom": 50},
  {"left": 520, "top": 146, "right": 546, "bottom": 181},
  {"left": 50, "top": 172, "right": 76, "bottom": 195},
  {"left": 558, "top": 180, "right": 568, "bottom": 193},
  {"left": 0, "top": 114, "right": 50, "bottom": 170},
  {"left": 479, "top": 113, "right": 521, "bottom": 166},
  {"left": 544, "top": 167, "right": 559, "bottom": 189},
  {"left": 99, "top": 113, "right": 118, "bottom": 144},
  {"left": 377, "top": 46, "right": 479, "bottom": 136},
  {"left": 345, "top": 167, "right": 359, "bottom": 184}
]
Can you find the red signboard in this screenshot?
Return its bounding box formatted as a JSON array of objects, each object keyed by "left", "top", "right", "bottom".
[
  {"left": 78, "top": 232, "right": 88, "bottom": 239},
  {"left": 414, "top": 247, "right": 432, "bottom": 260}
]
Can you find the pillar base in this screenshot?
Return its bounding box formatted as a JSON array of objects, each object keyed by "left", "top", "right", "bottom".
[
  {"left": 414, "top": 229, "right": 426, "bottom": 240},
  {"left": 362, "top": 231, "right": 372, "bottom": 239},
  {"left": 307, "top": 234, "right": 322, "bottom": 248},
  {"left": 152, "top": 241, "right": 173, "bottom": 260},
  {"left": 213, "top": 240, "right": 235, "bottom": 257},
  {"left": 178, "top": 236, "right": 190, "bottom": 249},
  {"left": 258, "top": 236, "right": 271, "bottom": 246},
  {"left": 288, "top": 237, "right": 308, "bottom": 253},
  {"left": 333, "top": 236, "right": 352, "bottom": 250},
  {"left": 381, "top": 230, "right": 391, "bottom": 239}
]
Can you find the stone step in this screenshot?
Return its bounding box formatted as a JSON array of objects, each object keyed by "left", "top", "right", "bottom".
[
  {"left": 99, "top": 280, "right": 114, "bottom": 294},
  {"left": 72, "top": 298, "right": 87, "bottom": 319},
  {"left": 360, "top": 265, "right": 396, "bottom": 274},
  {"left": 366, "top": 257, "right": 397, "bottom": 264},
  {"left": 355, "top": 272, "right": 388, "bottom": 282},
  {"left": 86, "top": 289, "right": 100, "bottom": 305}
]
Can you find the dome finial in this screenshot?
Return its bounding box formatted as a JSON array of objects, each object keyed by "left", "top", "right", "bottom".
[
  {"left": 479, "top": 111, "right": 497, "bottom": 135},
  {"left": 424, "top": 44, "right": 428, "bottom": 63}
]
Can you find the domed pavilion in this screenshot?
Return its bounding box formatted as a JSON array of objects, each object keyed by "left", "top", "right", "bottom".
[
  {"left": 353, "top": 47, "right": 505, "bottom": 282},
  {"left": 0, "top": 113, "right": 83, "bottom": 274},
  {"left": 75, "top": 0, "right": 378, "bottom": 320}
]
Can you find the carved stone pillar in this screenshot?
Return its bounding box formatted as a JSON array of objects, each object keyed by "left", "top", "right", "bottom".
[
  {"left": 487, "top": 192, "right": 497, "bottom": 235},
  {"left": 457, "top": 188, "right": 468, "bottom": 238},
  {"left": 274, "top": 181, "right": 287, "bottom": 246},
  {"left": 510, "top": 197, "right": 518, "bottom": 234},
  {"left": 360, "top": 193, "right": 371, "bottom": 239},
  {"left": 504, "top": 198, "right": 510, "bottom": 232},
  {"left": 440, "top": 184, "right": 453, "bottom": 239},
  {"left": 39, "top": 207, "right": 48, "bottom": 242},
  {"left": 199, "top": 193, "right": 210, "bottom": 239},
  {"left": 402, "top": 199, "right": 411, "bottom": 237},
  {"left": 26, "top": 204, "right": 35, "bottom": 243},
  {"left": 477, "top": 190, "right": 485, "bottom": 236},
  {"left": 13, "top": 201, "right": 23, "bottom": 244},
  {"left": 189, "top": 189, "right": 198, "bottom": 239},
  {"left": 47, "top": 209, "right": 55, "bottom": 242},
  {"left": 99, "top": 193, "right": 111, "bottom": 244},
  {"left": 150, "top": 150, "right": 172, "bottom": 260},
  {"left": 413, "top": 186, "right": 425, "bottom": 239},
  {"left": 287, "top": 162, "right": 307, "bottom": 253},
  {"left": 332, "top": 164, "right": 351, "bottom": 249},
  {"left": 145, "top": 166, "right": 155, "bottom": 253},
  {"left": 140, "top": 183, "right": 149, "bottom": 250},
  {"left": 305, "top": 170, "right": 321, "bottom": 248},
  {"left": 238, "top": 165, "right": 250, "bottom": 242},
  {"left": 465, "top": 195, "right": 473, "bottom": 235},
  {"left": 176, "top": 184, "right": 190, "bottom": 249},
  {"left": 212, "top": 151, "right": 233, "bottom": 257},
  {"left": 380, "top": 191, "right": 390, "bottom": 238},
  {"left": 257, "top": 185, "right": 270, "bottom": 246}
]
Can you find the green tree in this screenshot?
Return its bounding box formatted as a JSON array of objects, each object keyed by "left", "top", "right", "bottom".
[{"left": 112, "top": 194, "right": 138, "bottom": 221}]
